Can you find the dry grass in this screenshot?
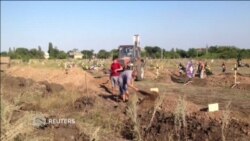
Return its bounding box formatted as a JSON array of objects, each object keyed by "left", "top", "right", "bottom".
[
  {"left": 126, "top": 94, "right": 142, "bottom": 141},
  {"left": 146, "top": 92, "right": 165, "bottom": 130},
  {"left": 90, "top": 126, "right": 101, "bottom": 141},
  {"left": 221, "top": 101, "right": 231, "bottom": 141},
  {"left": 174, "top": 95, "right": 187, "bottom": 141}
]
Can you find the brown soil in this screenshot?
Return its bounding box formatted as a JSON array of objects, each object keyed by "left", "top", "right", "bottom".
[
  {"left": 2, "top": 65, "right": 250, "bottom": 140},
  {"left": 122, "top": 93, "right": 250, "bottom": 141},
  {"left": 169, "top": 72, "right": 250, "bottom": 90},
  {"left": 74, "top": 96, "right": 96, "bottom": 112},
  {"left": 5, "top": 66, "right": 99, "bottom": 92},
  {"left": 19, "top": 103, "right": 41, "bottom": 111},
  {"left": 9, "top": 110, "right": 25, "bottom": 124},
  {"left": 140, "top": 111, "right": 250, "bottom": 141}
]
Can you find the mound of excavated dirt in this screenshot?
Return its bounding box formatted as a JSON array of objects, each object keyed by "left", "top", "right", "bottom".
[
  {"left": 123, "top": 93, "right": 250, "bottom": 141},
  {"left": 208, "top": 73, "right": 250, "bottom": 86},
  {"left": 193, "top": 73, "right": 250, "bottom": 89},
  {"left": 144, "top": 69, "right": 176, "bottom": 84},
  {"left": 140, "top": 111, "right": 250, "bottom": 141},
  {"left": 1, "top": 75, "right": 65, "bottom": 97},
  {"left": 6, "top": 66, "right": 99, "bottom": 92},
  {"left": 144, "top": 69, "right": 156, "bottom": 80},
  {"left": 161, "top": 95, "right": 201, "bottom": 114},
  {"left": 170, "top": 72, "right": 250, "bottom": 89},
  {"left": 74, "top": 96, "right": 96, "bottom": 112}
]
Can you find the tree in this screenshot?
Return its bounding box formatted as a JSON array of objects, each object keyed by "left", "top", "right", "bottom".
[
  {"left": 0, "top": 51, "right": 8, "bottom": 56},
  {"left": 48, "top": 42, "right": 53, "bottom": 54},
  {"left": 57, "top": 51, "right": 67, "bottom": 59},
  {"left": 81, "top": 50, "right": 94, "bottom": 59},
  {"left": 110, "top": 49, "right": 119, "bottom": 59},
  {"left": 47, "top": 43, "right": 62, "bottom": 59},
  {"left": 13, "top": 48, "right": 30, "bottom": 61},
  {"left": 97, "top": 49, "right": 110, "bottom": 59},
  {"left": 187, "top": 48, "right": 197, "bottom": 58},
  {"left": 144, "top": 46, "right": 162, "bottom": 58},
  {"left": 29, "top": 48, "right": 44, "bottom": 59},
  {"left": 176, "top": 49, "right": 187, "bottom": 58}
]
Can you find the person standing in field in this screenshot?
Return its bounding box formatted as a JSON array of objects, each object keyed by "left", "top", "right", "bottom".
[
  {"left": 222, "top": 62, "right": 226, "bottom": 73},
  {"left": 200, "top": 62, "right": 206, "bottom": 79},
  {"left": 110, "top": 58, "right": 123, "bottom": 95},
  {"left": 178, "top": 63, "right": 186, "bottom": 76},
  {"left": 118, "top": 64, "right": 139, "bottom": 102},
  {"left": 186, "top": 60, "right": 195, "bottom": 79},
  {"left": 196, "top": 61, "right": 202, "bottom": 77}
]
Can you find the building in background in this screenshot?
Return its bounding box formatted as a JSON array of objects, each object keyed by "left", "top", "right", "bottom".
[
  {"left": 68, "top": 49, "right": 83, "bottom": 59},
  {"left": 44, "top": 52, "right": 49, "bottom": 59}
]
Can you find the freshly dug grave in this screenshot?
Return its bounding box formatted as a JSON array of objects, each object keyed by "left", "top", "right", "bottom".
[
  {"left": 122, "top": 94, "right": 250, "bottom": 141},
  {"left": 170, "top": 72, "right": 250, "bottom": 90},
  {"left": 140, "top": 111, "right": 250, "bottom": 141},
  {"left": 207, "top": 73, "right": 250, "bottom": 90}
]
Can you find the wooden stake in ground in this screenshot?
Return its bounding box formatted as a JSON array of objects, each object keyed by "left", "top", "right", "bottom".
[
  {"left": 85, "top": 72, "right": 88, "bottom": 95},
  {"left": 231, "top": 64, "right": 240, "bottom": 88},
  {"left": 155, "top": 64, "right": 160, "bottom": 78}
]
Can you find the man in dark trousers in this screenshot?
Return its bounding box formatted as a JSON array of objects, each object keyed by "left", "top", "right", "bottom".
[{"left": 118, "top": 64, "right": 139, "bottom": 102}]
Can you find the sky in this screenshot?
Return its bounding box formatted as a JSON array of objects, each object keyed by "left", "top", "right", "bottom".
[{"left": 1, "top": 1, "right": 250, "bottom": 53}]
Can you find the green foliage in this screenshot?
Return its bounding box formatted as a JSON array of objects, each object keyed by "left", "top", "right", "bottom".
[
  {"left": 0, "top": 51, "right": 8, "bottom": 56},
  {"left": 97, "top": 49, "right": 110, "bottom": 59},
  {"left": 187, "top": 48, "right": 197, "bottom": 58},
  {"left": 29, "top": 48, "right": 44, "bottom": 59},
  {"left": 144, "top": 46, "right": 162, "bottom": 58},
  {"left": 8, "top": 47, "right": 44, "bottom": 61},
  {"left": 47, "top": 42, "right": 67, "bottom": 59},
  {"left": 57, "top": 51, "right": 67, "bottom": 59},
  {"left": 110, "top": 49, "right": 119, "bottom": 59},
  {"left": 5, "top": 44, "right": 250, "bottom": 61},
  {"left": 143, "top": 46, "right": 250, "bottom": 59},
  {"left": 176, "top": 49, "right": 188, "bottom": 58},
  {"left": 7, "top": 42, "right": 68, "bottom": 61},
  {"left": 81, "top": 50, "right": 94, "bottom": 59}
]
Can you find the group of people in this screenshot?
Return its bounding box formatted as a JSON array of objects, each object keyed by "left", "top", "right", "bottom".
[
  {"left": 109, "top": 58, "right": 139, "bottom": 102},
  {"left": 178, "top": 60, "right": 213, "bottom": 79}
]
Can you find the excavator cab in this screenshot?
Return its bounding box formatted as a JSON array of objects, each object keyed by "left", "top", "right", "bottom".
[{"left": 117, "top": 35, "right": 145, "bottom": 81}]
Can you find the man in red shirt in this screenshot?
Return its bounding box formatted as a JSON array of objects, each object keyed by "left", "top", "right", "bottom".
[{"left": 110, "top": 58, "right": 123, "bottom": 95}]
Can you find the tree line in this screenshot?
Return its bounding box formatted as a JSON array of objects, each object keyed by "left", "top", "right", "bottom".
[{"left": 1, "top": 43, "right": 250, "bottom": 61}]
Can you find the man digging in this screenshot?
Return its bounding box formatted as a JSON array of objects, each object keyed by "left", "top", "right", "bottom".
[{"left": 118, "top": 64, "right": 139, "bottom": 102}]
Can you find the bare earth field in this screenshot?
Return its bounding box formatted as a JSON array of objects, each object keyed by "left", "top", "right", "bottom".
[{"left": 1, "top": 59, "right": 250, "bottom": 141}]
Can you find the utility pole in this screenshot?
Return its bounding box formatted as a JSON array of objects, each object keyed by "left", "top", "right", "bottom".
[
  {"left": 161, "top": 48, "right": 163, "bottom": 60},
  {"left": 196, "top": 49, "right": 198, "bottom": 58},
  {"left": 206, "top": 44, "right": 208, "bottom": 55},
  {"left": 133, "top": 34, "right": 140, "bottom": 59}
]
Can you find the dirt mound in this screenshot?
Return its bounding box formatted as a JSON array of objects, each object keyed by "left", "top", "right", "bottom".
[
  {"left": 144, "top": 70, "right": 156, "bottom": 80},
  {"left": 169, "top": 72, "right": 250, "bottom": 89},
  {"left": 122, "top": 93, "right": 250, "bottom": 141},
  {"left": 74, "top": 96, "right": 96, "bottom": 112},
  {"left": 144, "top": 69, "right": 176, "bottom": 83},
  {"left": 6, "top": 66, "right": 98, "bottom": 92},
  {"left": 205, "top": 73, "right": 250, "bottom": 88},
  {"left": 1, "top": 75, "right": 64, "bottom": 97},
  {"left": 161, "top": 95, "right": 201, "bottom": 114},
  {"left": 140, "top": 111, "right": 250, "bottom": 141},
  {"left": 53, "top": 126, "right": 80, "bottom": 141}
]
